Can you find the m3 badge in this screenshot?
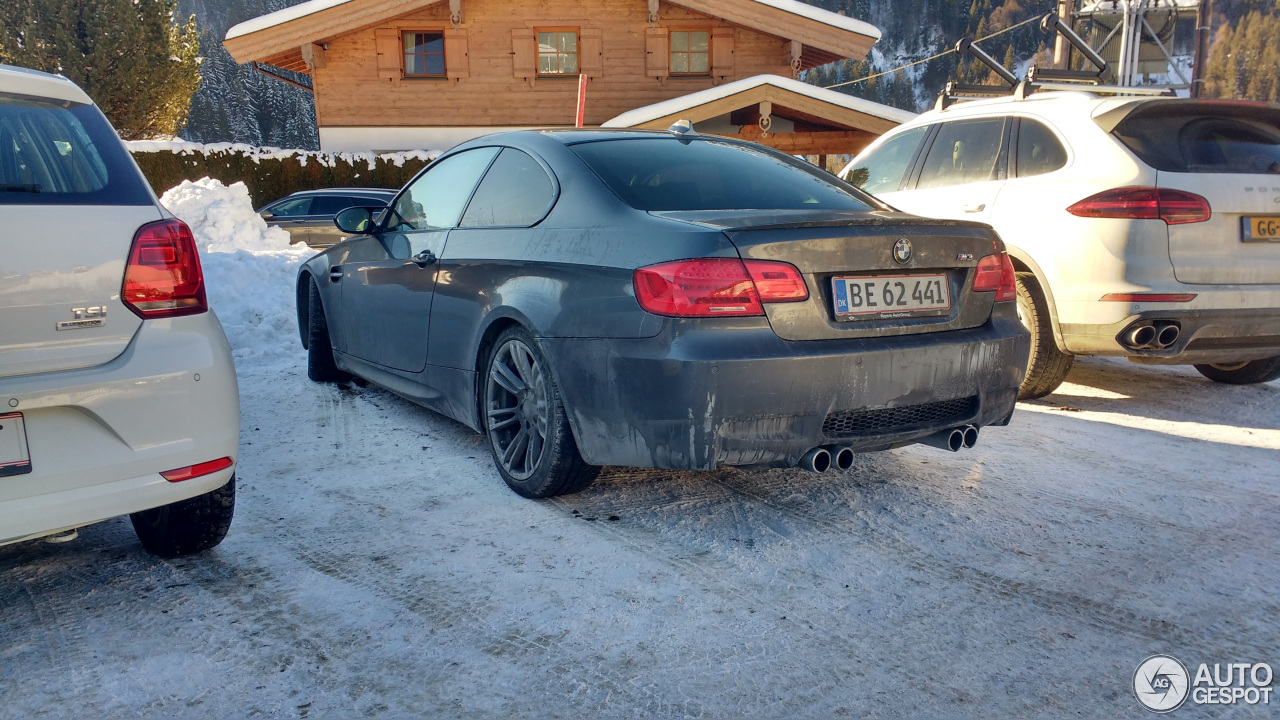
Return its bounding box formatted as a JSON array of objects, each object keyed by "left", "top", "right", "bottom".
[{"left": 56, "top": 306, "right": 106, "bottom": 331}]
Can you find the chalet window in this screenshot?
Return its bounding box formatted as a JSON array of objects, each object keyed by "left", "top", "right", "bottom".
[
  {"left": 403, "top": 31, "right": 446, "bottom": 77},
  {"left": 537, "top": 30, "right": 578, "bottom": 75},
  {"left": 669, "top": 30, "right": 710, "bottom": 75}
]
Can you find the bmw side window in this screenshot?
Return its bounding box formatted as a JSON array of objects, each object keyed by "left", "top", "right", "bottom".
[
  {"left": 460, "top": 148, "right": 556, "bottom": 228},
  {"left": 915, "top": 118, "right": 1007, "bottom": 190},
  {"left": 1015, "top": 119, "right": 1068, "bottom": 178},
  {"left": 843, "top": 126, "right": 929, "bottom": 194},
  {"left": 389, "top": 147, "right": 501, "bottom": 231}
]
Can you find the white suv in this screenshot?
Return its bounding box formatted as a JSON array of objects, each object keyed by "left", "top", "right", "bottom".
[
  {"left": 841, "top": 90, "right": 1280, "bottom": 397},
  {"left": 0, "top": 65, "right": 239, "bottom": 555}
]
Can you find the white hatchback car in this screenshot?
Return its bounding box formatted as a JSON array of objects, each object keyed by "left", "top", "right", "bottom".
[
  {"left": 841, "top": 90, "right": 1280, "bottom": 397},
  {"left": 0, "top": 65, "right": 239, "bottom": 555}
]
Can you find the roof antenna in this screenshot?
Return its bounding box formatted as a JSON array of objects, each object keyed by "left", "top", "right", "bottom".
[{"left": 667, "top": 119, "right": 697, "bottom": 141}]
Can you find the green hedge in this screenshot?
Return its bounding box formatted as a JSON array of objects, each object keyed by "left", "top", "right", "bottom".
[{"left": 127, "top": 142, "right": 438, "bottom": 207}]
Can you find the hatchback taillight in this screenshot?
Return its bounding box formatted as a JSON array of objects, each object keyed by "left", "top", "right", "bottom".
[
  {"left": 1066, "top": 187, "right": 1211, "bottom": 224},
  {"left": 633, "top": 258, "right": 807, "bottom": 317},
  {"left": 972, "top": 250, "right": 1017, "bottom": 302},
  {"left": 121, "top": 219, "right": 207, "bottom": 318}
]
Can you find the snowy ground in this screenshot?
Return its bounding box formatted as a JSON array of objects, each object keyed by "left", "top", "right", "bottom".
[{"left": 1, "top": 183, "right": 1277, "bottom": 719}]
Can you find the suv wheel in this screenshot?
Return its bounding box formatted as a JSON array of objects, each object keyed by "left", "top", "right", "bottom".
[
  {"left": 130, "top": 474, "right": 236, "bottom": 557},
  {"left": 1194, "top": 356, "right": 1280, "bottom": 385},
  {"left": 483, "top": 327, "right": 599, "bottom": 498},
  {"left": 1015, "top": 272, "right": 1074, "bottom": 399}
]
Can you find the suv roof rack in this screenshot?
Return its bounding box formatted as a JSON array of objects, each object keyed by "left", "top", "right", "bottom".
[{"left": 934, "top": 12, "right": 1178, "bottom": 111}]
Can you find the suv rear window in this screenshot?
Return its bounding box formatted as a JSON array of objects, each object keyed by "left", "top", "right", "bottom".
[
  {"left": 570, "top": 138, "right": 875, "bottom": 212},
  {"left": 0, "top": 94, "right": 152, "bottom": 205},
  {"left": 1113, "top": 112, "right": 1280, "bottom": 175}
]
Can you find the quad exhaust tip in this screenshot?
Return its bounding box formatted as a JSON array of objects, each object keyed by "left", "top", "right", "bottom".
[
  {"left": 962, "top": 425, "right": 979, "bottom": 449},
  {"left": 831, "top": 445, "right": 855, "bottom": 471},
  {"left": 1156, "top": 323, "right": 1180, "bottom": 348},
  {"left": 799, "top": 446, "right": 832, "bottom": 473},
  {"left": 1125, "top": 324, "right": 1157, "bottom": 349}
]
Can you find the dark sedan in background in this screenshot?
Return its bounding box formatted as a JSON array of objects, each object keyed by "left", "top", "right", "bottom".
[
  {"left": 296, "top": 128, "right": 1030, "bottom": 498},
  {"left": 258, "top": 187, "right": 395, "bottom": 248}
]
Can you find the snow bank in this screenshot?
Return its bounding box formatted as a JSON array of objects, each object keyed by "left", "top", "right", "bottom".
[{"left": 159, "top": 178, "right": 311, "bottom": 374}]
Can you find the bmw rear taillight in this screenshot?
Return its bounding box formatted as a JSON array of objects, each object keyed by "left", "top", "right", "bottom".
[
  {"left": 633, "top": 258, "right": 807, "bottom": 317},
  {"left": 972, "top": 248, "right": 1017, "bottom": 302},
  {"left": 1067, "top": 187, "right": 1211, "bottom": 225},
  {"left": 121, "top": 218, "right": 207, "bottom": 318}
]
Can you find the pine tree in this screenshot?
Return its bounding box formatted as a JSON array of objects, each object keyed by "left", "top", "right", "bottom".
[
  {"left": 0, "top": 0, "right": 202, "bottom": 139},
  {"left": 1205, "top": 6, "right": 1280, "bottom": 102}
]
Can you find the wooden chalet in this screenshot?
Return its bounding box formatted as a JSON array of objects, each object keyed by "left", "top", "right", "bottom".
[{"left": 223, "top": 0, "right": 908, "bottom": 154}]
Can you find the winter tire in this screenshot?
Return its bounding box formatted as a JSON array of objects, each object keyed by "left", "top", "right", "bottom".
[
  {"left": 1193, "top": 356, "right": 1280, "bottom": 385},
  {"left": 130, "top": 474, "right": 236, "bottom": 557},
  {"left": 307, "top": 277, "right": 350, "bottom": 382},
  {"left": 1014, "top": 271, "right": 1073, "bottom": 400},
  {"left": 483, "top": 327, "right": 599, "bottom": 498}
]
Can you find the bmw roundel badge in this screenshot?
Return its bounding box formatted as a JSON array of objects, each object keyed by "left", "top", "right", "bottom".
[{"left": 893, "top": 238, "right": 912, "bottom": 264}]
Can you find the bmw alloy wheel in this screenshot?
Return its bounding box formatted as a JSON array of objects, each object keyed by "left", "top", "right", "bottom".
[{"left": 486, "top": 339, "right": 549, "bottom": 480}]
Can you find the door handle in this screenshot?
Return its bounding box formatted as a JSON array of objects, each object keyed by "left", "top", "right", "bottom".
[
  {"left": 412, "top": 250, "right": 437, "bottom": 267},
  {"left": 962, "top": 203, "right": 986, "bottom": 213},
  {"left": 329, "top": 265, "right": 343, "bottom": 282}
]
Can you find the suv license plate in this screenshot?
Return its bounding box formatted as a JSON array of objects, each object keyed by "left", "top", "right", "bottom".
[
  {"left": 0, "top": 412, "right": 32, "bottom": 478},
  {"left": 833, "top": 273, "right": 951, "bottom": 319},
  {"left": 1242, "top": 216, "right": 1280, "bottom": 242}
]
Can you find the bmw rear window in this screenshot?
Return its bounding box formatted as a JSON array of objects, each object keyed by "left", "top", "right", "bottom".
[
  {"left": 570, "top": 138, "right": 876, "bottom": 212},
  {"left": 0, "top": 93, "right": 153, "bottom": 205},
  {"left": 1112, "top": 108, "right": 1280, "bottom": 175}
]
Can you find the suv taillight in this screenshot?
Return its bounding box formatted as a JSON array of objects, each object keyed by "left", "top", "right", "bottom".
[
  {"left": 1067, "top": 187, "right": 1211, "bottom": 224},
  {"left": 972, "top": 250, "right": 1017, "bottom": 302},
  {"left": 634, "top": 258, "right": 808, "bottom": 317},
  {"left": 121, "top": 219, "right": 207, "bottom": 318}
]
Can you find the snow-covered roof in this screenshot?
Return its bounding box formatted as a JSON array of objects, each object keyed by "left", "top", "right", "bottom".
[
  {"left": 603, "top": 74, "right": 916, "bottom": 128},
  {"left": 226, "top": 0, "right": 879, "bottom": 42},
  {"left": 227, "top": 0, "right": 358, "bottom": 40}
]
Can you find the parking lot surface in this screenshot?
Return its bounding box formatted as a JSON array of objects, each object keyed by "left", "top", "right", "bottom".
[{"left": 2, "top": 357, "right": 1277, "bottom": 719}]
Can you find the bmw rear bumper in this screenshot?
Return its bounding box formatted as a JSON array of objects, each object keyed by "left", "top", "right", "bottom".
[{"left": 542, "top": 305, "right": 1029, "bottom": 471}]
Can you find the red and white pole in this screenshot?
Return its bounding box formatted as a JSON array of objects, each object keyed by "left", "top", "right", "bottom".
[{"left": 575, "top": 73, "right": 587, "bottom": 128}]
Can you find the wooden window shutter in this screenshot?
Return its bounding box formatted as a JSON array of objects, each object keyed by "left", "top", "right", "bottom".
[
  {"left": 375, "top": 28, "right": 401, "bottom": 80},
  {"left": 512, "top": 28, "right": 536, "bottom": 80},
  {"left": 711, "top": 27, "right": 734, "bottom": 79},
  {"left": 580, "top": 28, "right": 603, "bottom": 78},
  {"left": 645, "top": 27, "right": 668, "bottom": 79},
  {"left": 445, "top": 29, "right": 469, "bottom": 79}
]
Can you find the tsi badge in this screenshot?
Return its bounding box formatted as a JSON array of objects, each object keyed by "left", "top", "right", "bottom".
[{"left": 56, "top": 306, "right": 106, "bottom": 331}]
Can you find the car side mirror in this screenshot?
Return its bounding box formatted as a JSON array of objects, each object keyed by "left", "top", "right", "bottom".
[
  {"left": 259, "top": 211, "right": 275, "bottom": 220},
  {"left": 334, "top": 206, "right": 375, "bottom": 234}
]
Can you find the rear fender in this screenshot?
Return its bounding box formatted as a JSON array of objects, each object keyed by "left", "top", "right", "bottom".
[{"left": 1005, "top": 245, "right": 1066, "bottom": 350}]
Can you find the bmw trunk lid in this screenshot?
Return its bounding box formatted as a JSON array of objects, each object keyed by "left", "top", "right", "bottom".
[{"left": 651, "top": 210, "right": 1003, "bottom": 341}]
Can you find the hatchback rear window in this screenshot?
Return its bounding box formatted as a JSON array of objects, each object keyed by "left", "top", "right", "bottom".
[
  {"left": 0, "top": 94, "right": 152, "bottom": 205},
  {"left": 1113, "top": 112, "right": 1280, "bottom": 175},
  {"left": 570, "top": 138, "right": 875, "bottom": 212}
]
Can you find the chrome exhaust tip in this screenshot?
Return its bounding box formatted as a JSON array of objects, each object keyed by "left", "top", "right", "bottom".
[
  {"left": 1124, "top": 324, "right": 1157, "bottom": 349},
  {"left": 828, "top": 445, "right": 855, "bottom": 471},
  {"left": 962, "top": 425, "right": 979, "bottom": 449},
  {"left": 920, "top": 428, "right": 965, "bottom": 452},
  {"left": 1155, "top": 323, "right": 1180, "bottom": 348},
  {"left": 799, "top": 447, "right": 832, "bottom": 473}
]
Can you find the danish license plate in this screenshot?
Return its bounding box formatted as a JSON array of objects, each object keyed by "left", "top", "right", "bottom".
[
  {"left": 0, "top": 412, "right": 32, "bottom": 478},
  {"left": 1242, "top": 216, "right": 1280, "bottom": 242},
  {"left": 833, "top": 273, "right": 951, "bottom": 319}
]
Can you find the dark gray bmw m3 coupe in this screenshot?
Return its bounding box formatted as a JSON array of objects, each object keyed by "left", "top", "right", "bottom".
[{"left": 296, "top": 128, "right": 1030, "bottom": 498}]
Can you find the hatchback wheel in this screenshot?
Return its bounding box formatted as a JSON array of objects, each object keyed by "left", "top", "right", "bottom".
[
  {"left": 1014, "top": 272, "right": 1073, "bottom": 400},
  {"left": 130, "top": 474, "right": 235, "bottom": 557},
  {"left": 484, "top": 328, "right": 599, "bottom": 498},
  {"left": 1194, "top": 356, "right": 1280, "bottom": 385}
]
